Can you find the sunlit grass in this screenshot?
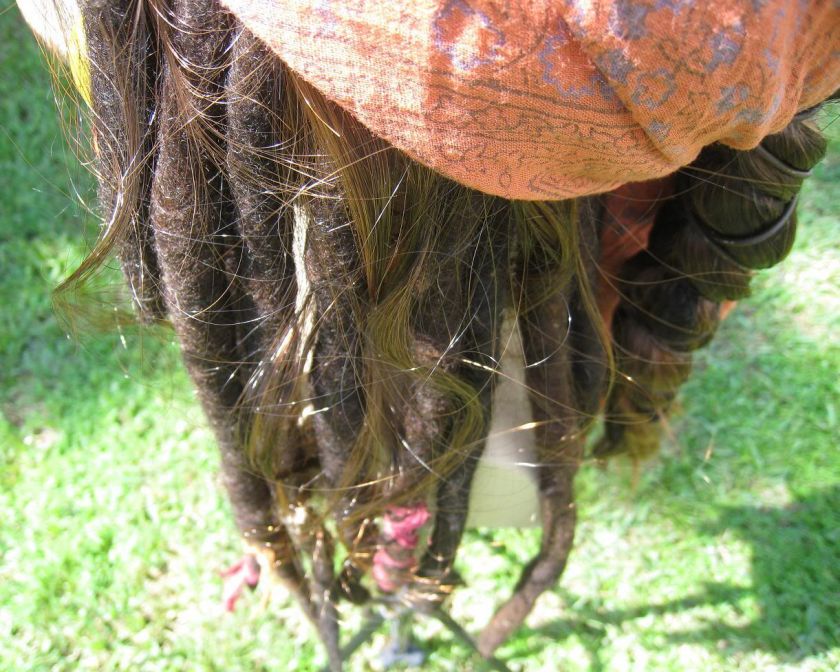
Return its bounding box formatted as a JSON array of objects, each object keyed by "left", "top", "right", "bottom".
[{"left": 1, "top": 8, "right": 838, "bottom": 671}]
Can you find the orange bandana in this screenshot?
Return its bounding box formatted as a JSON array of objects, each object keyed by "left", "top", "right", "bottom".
[{"left": 222, "top": 0, "right": 839, "bottom": 200}]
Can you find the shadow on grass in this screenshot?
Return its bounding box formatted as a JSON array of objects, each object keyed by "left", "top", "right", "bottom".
[
  {"left": 512, "top": 486, "right": 839, "bottom": 670},
  {"left": 682, "top": 486, "right": 840, "bottom": 658}
]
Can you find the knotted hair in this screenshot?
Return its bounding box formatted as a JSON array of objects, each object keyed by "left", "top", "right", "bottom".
[{"left": 39, "top": 0, "right": 832, "bottom": 666}]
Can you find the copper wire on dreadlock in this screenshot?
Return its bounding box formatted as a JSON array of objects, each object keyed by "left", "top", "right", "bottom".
[
  {"left": 145, "top": 0, "right": 320, "bottom": 633},
  {"left": 41, "top": 0, "right": 834, "bottom": 666}
]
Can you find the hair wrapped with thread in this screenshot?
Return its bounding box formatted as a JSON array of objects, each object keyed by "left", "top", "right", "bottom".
[
  {"left": 596, "top": 110, "right": 829, "bottom": 460},
  {"left": 46, "top": 0, "right": 831, "bottom": 666}
]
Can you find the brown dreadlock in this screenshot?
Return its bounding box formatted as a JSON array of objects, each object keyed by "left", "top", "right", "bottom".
[{"left": 30, "top": 0, "right": 833, "bottom": 667}]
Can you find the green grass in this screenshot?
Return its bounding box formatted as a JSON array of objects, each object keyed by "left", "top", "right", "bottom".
[{"left": 1, "top": 7, "right": 838, "bottom": 671}]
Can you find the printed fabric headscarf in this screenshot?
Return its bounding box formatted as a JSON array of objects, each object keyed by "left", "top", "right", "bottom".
[
  {"left": 18, "top": 0, "right": 840, "bottom": 199},
  {"left": 220, "top": 0, "right": 840, "bottom": 199}
]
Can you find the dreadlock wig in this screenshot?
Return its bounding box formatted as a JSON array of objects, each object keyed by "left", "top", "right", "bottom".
[{"left": 20, "top": 0, "right": 840, "bottom": 667}]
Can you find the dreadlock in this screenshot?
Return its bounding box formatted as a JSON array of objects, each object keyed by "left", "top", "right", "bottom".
[
  {"left": 38, "top": 0, "right": 832, "bottom": 666},
  {"left": 596, "top": 111, "right": 828, "bottom": 461}
]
